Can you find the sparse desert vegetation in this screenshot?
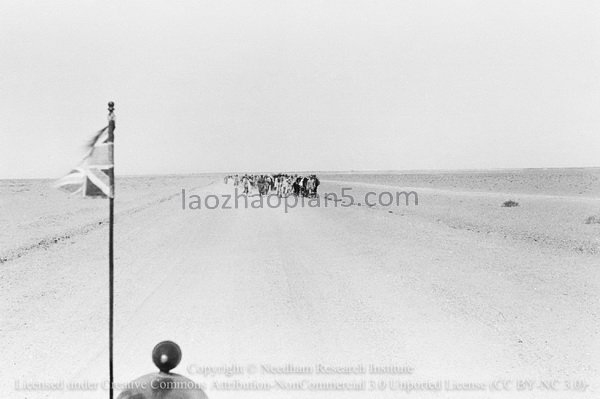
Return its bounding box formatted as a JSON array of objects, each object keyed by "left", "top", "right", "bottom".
[{"left": 584, "top": 215, "right": 600, "bottom": 224}]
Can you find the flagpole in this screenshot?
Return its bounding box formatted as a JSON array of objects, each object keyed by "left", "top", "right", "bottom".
[{"left": 107, "top": 101, "right": 115, "bottom": 399}]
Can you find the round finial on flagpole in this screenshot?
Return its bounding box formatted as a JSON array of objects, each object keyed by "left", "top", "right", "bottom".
[
  {"left": 152, "top": 341, "right": 182, "bottom": 373},
  {"left": 107, "top": 101, "right": 116, "bottom": 122}
]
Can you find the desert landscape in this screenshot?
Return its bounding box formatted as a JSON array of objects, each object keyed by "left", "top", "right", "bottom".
[{"left": 1, "top": 168, "right": 599, "bottom": 398}]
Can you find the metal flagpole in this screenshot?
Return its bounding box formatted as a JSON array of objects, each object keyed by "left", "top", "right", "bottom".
[{"left": 107, "top": 101, "right": 116, "bottom": 399}]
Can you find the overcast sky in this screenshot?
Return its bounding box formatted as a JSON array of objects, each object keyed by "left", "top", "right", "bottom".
[{"left": 1, "top": 0, "right": 599, "bottom": 178}]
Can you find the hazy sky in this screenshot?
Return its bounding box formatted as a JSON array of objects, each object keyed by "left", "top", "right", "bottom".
[{"left": 1, "top": 0, "right": 599, "bottom": 178}]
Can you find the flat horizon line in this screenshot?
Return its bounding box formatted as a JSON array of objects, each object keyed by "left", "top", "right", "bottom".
[{"left": 3, "top": 166, "right": 600, "bottom": 181}]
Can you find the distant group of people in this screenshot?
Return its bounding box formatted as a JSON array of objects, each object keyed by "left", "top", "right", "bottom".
[{"left": 224, "top": 173, "right": 320, "bottom": 197}]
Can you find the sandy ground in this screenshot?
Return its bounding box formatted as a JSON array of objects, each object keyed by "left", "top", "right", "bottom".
[{"left": 1, "top": 171, "right": 599, "bottom": 399}]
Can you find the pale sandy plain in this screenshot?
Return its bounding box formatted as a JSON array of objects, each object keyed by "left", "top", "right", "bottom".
[{"left": 1, "top": 169, "right": 599, "bottom": 399}]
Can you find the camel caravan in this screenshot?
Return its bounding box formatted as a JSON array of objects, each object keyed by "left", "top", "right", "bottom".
[{"left": 224, "top": 174, "right": 320, "bottom": 198}]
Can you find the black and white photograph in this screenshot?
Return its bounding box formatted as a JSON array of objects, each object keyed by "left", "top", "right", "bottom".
[{"left": 1, "top": 1, "right": 599, "bottom": 398}]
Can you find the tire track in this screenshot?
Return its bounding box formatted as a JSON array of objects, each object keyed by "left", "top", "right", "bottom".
[{"left": 0, "top": 182, "right": 214, "bottom": 265}]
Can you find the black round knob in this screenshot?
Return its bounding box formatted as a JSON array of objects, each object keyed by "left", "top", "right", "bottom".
[{"left": 152, "top": 341, "right": 182, "bottom": 373}]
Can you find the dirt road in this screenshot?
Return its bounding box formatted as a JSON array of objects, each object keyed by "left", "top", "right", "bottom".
[{"left": 2, "top": 178, "right": 598, "bottom": 398}]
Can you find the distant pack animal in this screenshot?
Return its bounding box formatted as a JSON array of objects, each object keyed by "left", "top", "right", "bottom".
[{"left": 306, "top": 175, "right": 320, "bottom": 197}]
